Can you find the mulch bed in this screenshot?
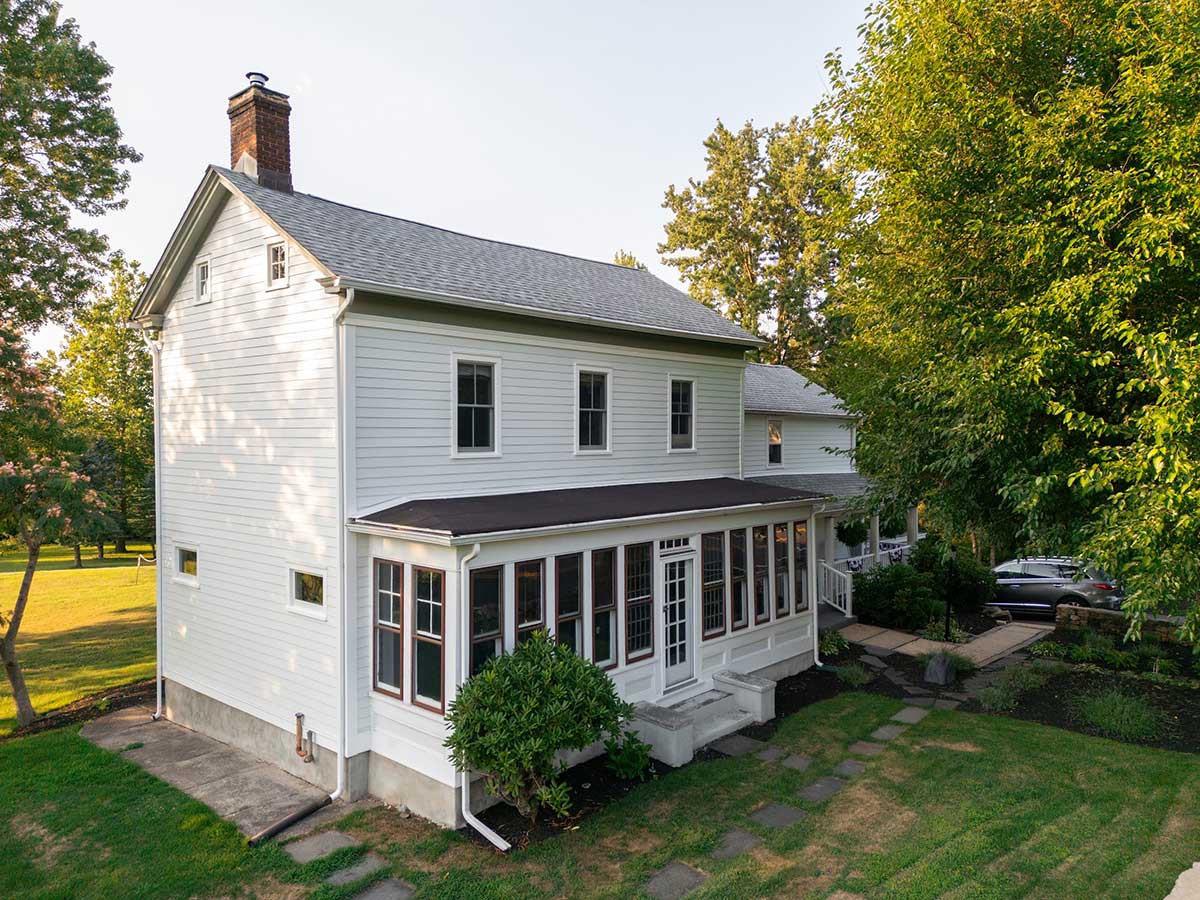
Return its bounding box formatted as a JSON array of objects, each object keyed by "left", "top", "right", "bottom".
[{"left": 1, "top": 678, "right": 157, "bottom": 743}]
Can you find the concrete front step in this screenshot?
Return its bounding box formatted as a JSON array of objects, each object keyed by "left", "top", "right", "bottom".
[
  {"left": 668, "top": 688, "right": 736, "bottom": 720},
  {"left": 694, "top": 708, "right": 757, "bottom": 748}
]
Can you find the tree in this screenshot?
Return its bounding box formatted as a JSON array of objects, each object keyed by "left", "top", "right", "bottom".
[
  {"left": 1, "top": 322, "right": 108, "bottom": 726},
  {"left": 612, "top": 249, "right": 647, "bottom": 271},
  {"left": 0, "top": 0, "right": 140, "bottom": 328},
  {"left": 822, "top": 0, "right": 1200, "bottom": 639},
  {"left": 660, "top": 117, "right": 845, "bottom": 371},
  {"left": 50, "top": 256, "right": 153, "bottom": 552}
]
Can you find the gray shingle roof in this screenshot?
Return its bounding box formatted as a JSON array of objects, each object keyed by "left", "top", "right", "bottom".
[
  {"left": 743, "top": 363, "right": 851, "bottom": 418},
  {"left": 217, "top": 168, "right": 759, "bottom": 346},
  {"left": 748, "top": 473, "right": 869, "bottom": 499}
]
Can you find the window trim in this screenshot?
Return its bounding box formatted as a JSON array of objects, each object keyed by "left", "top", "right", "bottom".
[
  {"left": 624, "top": 542, "right": 655, "bottom": 664},
  {"left": 372, "top": 558, "right": 405, "bottom": 701},
  {"left": 793, "top": 521, "right": 810, "bottom": 613},
  {"left": 450, "top": 352, "right": 503, "bottom": 458},
  {"left": 173, "top": 544, "right": 199, "bottom": 588},
  {"left": 287, "top": 566, "right": 327, "bottom": 620},
  {"left": 752, "top": 525, "right": 771, "bottom": 625},
  {"left": 469, "top": 565, "right": 504, "bottom": 677},
  {"left": 729, "top": 528, "right": 750, "bottom": 632},
  {"left": 265, "top": 239, "right": 289, "bottom": 290},
  {"left": 574, "top": 364, "right": 613, "bottom": 455},
  {"left": 513, "top": 558, "right": 545, "bottom": 643},
  {"left": 700, "top": 531, "right": 728, "bottom": 640},
  {"left": 667, "top": 375, "right": 697, "bottom": 453},
  {"left": 555, "top": 553, "right": 584, "bottom": 654},
  {"left": 590, "top": 547, "right": 618, "bottom": 671},
  {"left": 767, "top": 418, "right": 783, "bottom": 467},
  {"left": 411, "top": 565, "right": 446, "bottom": 714},
  {"left": 773, "top": 522, "right": 791, "bottom": 618},
  {"left": 194, "top": 256, "right": 212, "bottom": 305}
]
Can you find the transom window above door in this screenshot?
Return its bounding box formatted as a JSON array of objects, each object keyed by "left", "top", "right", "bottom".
[
  {"left": 669, "top": 378, "right": 694, "bottom": 450},
  {"left": 455, "top": 360, "right": 497, "bottom": 453},
  {"left": 577, "top": 369, "right": 609, "bottom": 452}
]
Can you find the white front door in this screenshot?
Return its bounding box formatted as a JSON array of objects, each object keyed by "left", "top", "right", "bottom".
[{"left": 663, "top": 558, "right": 694, "bottom": 687}]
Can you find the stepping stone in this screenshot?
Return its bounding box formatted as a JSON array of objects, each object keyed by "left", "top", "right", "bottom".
[
  {"left": 934, "top": 698, "right": 962, "bottom": 711},
  {"left": 798, "top": 776, "right": 847, "bottom": 803},
  {"left": 859, "top": 654, "right": 888, "bottom": 669},
  {"left": 848, "top": 740, "right": 885, "bottom": 757},
  {"left": 756, "top": 745, "right": 786, "bottom": 762},
  {"left": 907, "top": 697, "right": 936, "bottom": 708},
  {"left": 781, "top": 754, "right": 811, "bottom": 771},
  {"left": 944, "top": 691, "right": 970, "bottom": 702},
  {"left": 833, "top": 759, "right": 867, "bottom": 778},
  {"left": 882, "top": 668, "right": 910, "bottom": 685},
  {"left": 645, "top": 861, "right": 708, "bottom": 900},
  {"left": 862, "top": 645, "right": 895, "bottom": 658},
  {"left": 326, "top": 852, "right": 388, "bottom": 886},
  {"left": 284, "top": 830, "right": 359, "bottom": 864},
  {"left": 749, "top": 803, "right": 808, "bottom": 829},
  {"left": 902, "top": 685, "right": 933, "bottom": 696},
  {"left": 870, "top": 724, "right": 908, "bottom": 741},
  {"left": 711, "top": 827, "right": 761, "bottom": 860},
  {"left": 892, "top": 707, "right": 930, "bottom": 725},
  {"left": 709, "top": 734, "right": 765, "bottom": 757},
  {"left": 353, "top": 880, "right": 414, "bottom": 900}
]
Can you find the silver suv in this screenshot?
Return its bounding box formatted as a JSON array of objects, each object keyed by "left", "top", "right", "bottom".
[{"left": 990, "top": 557, "right": 1123, "bottom": 616}]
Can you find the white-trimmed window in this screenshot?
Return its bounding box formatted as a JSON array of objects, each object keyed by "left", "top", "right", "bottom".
[
  {"left": 194, "top": 258, "right": 211, "bottom": 304},
  {"left": 625, "top": 542, "right": 653, "bottom": 661},
  {"left": 374, "top": 560, "right": 404, "bottom": 697},
  {"left": 701, "top": 532, "right": 726, "bottom": 638},
  {"left": 773, "top": 523, "right": 791, "bottom": 617},
  {"left": 412, "top": 566, "right": 445, "bottom": 712},
  {"left": 454, "top": 358, "right": 498, "bottom": 454},
  {"left": 591, "top": 548, "right": 617, "bottom": 669},
  {"left": 290, "top": 568, "right": 325, "bottom": 613},
  {"left": 768, "top": 419, "right": 783, "bottom": 465},
  {"left": 267, "top": 241, "right": 288, "bottom": 288},
  {"left": 175, "top": 546, "right": 198, "bottom": 585},
  {"left": 577, "top": 368, "right": 610, "bottom": 452},
  {"left": 669, "top": 378, "right": 695, "bottom": 450}
]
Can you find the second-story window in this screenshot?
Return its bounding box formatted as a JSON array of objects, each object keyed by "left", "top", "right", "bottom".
[
  {"left": 768, "top": 419, "right": 783, "bottom": 465},
  {"left": 578, "top": 370, "right": 608, "bottom": 451},
  {"left": 267, "top": 241, "right": 288, "bottom": 288},
  {"left": 456, "top": 361, "right": 495, "bottom": 452},
  {"left": 670, "top": 379, "right": 694, "bottom": 450},
  {"left": 194, "top": 260, "right": 211, "bottom": 304}
]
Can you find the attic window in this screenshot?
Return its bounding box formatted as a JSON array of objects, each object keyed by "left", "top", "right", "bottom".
[
  {"left": 267, "top": 241, "right": 288, "bottom": 288},
  {"left": 194, "top": 259, "right": 211, "bottom": 304}
]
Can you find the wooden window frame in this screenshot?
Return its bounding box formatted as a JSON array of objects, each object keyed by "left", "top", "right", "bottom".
[
  {"left": 514, "top": 558, "right": 545, "bottom": 643},
  {"left": 575, "top": 366, "right": 612, "bottom": 454},
  {"left": 793, "top": 521, "right": 810, "bottom": 613},
  {"left": 701, "top": 531, "right": 728, "bottom": 639},
  {"left": 469, "top": 566, "right": 504, "bottom": 677},
  {"left": 624, "top": 542, "right": 654, "bottom": 663},
  {"left": 266, "top": 240, "right": 289, "bottom": 289},
  {"left": 729, "top": 528, "right": 750, "bottom": 632},
  {"left": 411, "top": 565, "right": 446, "bottom": 714},
  {"left": 555, "top": 553, "right": 584, "bottom": 654},
  {"left": 767, "top": 418, "right": 783, "bottom": 466},
  {"left": 667, "top": 376, "right": 696, "bottom": 452},
  {"left": 373, "top": 558, "right": 405, "bottom": 701},
  {"left": 590, "top": 547, "right": 618, "bottom": 670},
  {"left": 753, "top": 525, "right": 771, "bottom": 625},
  {"left": 773, "top": 523, "right": 791, "bottom": 618}
]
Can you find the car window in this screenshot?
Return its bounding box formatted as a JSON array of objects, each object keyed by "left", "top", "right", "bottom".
[
  {"left": 994, "top": 562, "right": 1022, "bottom": 576},
  {"left": 1023, "top": 563, "right": 1062, "bottom": 578}
]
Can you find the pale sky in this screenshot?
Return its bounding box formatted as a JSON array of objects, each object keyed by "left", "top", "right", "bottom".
[{"left": 36, "top": 0, "right": 867, "bottom": 352}]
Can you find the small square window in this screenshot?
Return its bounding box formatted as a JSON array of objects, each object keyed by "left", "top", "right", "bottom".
[
  {"left": 292, "top": 569, "right": 324, "bottom": 608},
  {"left": 194, "top": 260, "right": 211, "bottom": 304},
  {"left": 176, "top": 547, "right": 198, "bottom": 580},
  {"left": 267, "top": 242, "right": 288, "bottom": 288}
]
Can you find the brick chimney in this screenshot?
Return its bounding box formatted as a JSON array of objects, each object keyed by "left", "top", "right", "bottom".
[{"left": 227, "top": 72, "right": 292, "bottom": 192}]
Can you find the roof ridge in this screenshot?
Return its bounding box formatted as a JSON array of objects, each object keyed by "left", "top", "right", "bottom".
[{"left": 216, "top": 165, "right": 659, "bottom": 277}]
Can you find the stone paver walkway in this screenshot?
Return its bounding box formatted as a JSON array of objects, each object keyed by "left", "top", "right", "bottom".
[
  {"left": 645, "top": 861, "right": 708, "bottom": 900},
  {"left": 1167, "top": 862, "right": 1200, "bottom": 900},
  {"left": 840, "top": 621, "right": 1053, "bottom": 667},
  {"left": 712, "top": 828, "right": 761, "bottom": 859}
]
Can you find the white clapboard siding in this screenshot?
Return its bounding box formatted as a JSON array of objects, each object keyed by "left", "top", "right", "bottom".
[
  {"left": 742, "top": 413, "right": 856, "bottom": 477},
  {"left": 159, "top": 192, "right": 342, "bottom": 747},
  {"left": 349, "top": 316, "right": 746, "bottom": 511}
]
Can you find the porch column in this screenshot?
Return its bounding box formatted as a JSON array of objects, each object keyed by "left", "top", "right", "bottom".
[
  {"left": 869, "top": 515, "right": 881, "bottom": 563},
  {"left": 823, "top": 516, "right": 838, "bottom": 563},
  {"left": 906, "top": 506, "right": 920, "bottom": 546}
]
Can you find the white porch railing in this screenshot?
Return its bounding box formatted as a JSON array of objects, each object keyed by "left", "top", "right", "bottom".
[
  {"left": 819, "top": 561, "right": 853, "bottom": 617},
  {"left": 837, "top": 541, "right": 912, "bottom": 576}
]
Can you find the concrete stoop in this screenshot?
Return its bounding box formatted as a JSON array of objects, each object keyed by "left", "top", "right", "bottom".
[{"left": 632, "top": 671, "right": 776, "bottom": 768}]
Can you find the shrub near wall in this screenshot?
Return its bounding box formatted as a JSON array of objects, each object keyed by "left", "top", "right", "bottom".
[
  {"left": 909, "top": 537, "right": 997, "bottom": 612},
  {"left": 854, "top": 564, "right": 942, "bottom": 631}
]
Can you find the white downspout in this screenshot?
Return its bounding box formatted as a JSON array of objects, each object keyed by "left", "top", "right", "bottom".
[
  {"left": 458, "top": 541, "right": 510, "bottom": 851},
  {"left": 141, "top": 331, "right": 165, "bottom": 720}
]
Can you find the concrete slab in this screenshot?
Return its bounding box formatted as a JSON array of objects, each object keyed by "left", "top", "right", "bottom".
[
  {"left": 78, "top": 704, "right": 155, "bottom": 741},
  {"left": 858, "top": 630, "right": 918, "bottom": 651},
  {"left": 833, "top": 759, "right": 867, "bottom": 778},
  {"left": 781, "top": 754, "right": 811, "bottom": 772},
  {"left": 870, "top": 724, "right": 908, "bottom": 741},
  {"left": 840, "top": 624, "right": 887, "bottom": 643},
  {"left": 82, "top": 716, "right": 174, "bottom": 751},
  {"left": 645, "top": 861, "right": 708, "bottom": 900},
  {"left": 709, "top": 734, "right": 765, "bottom": 757},
  {"left": 1166, "top": 862, "right": 1200, "bottom": 900},
  {"left": 123, "top": 728, "right": 226, "bottom": 768},
  {"left": 155, "top": 748, "right": 258, "bottom": 792},
  {"left": 892, "top": 707, "right": 930, "bottom": 725},
  {"left": 799, "top": 776, "right": 847, "bottom": 802},
  {"left": 859, "top": 655, "right": 887, "bottom": 670},
  {"left": 749, "top": 803, "right": 808, "bottom": 829},
  {"left": 711, "top": 827, "right": 761, "bottom": 860},
  {"left": 353, "top": 879, "right": 414, "bottom": 900},
  {"left": 756, "top": 745, "right": 786, "bottom": 762},
  {"left": 894, "top": 638, "right": 955, "bottom": 657},
  {"left": 284, "top": 829, "right": 360, "bottom": 864},
  {"left": 848, "top": 741, "right": 885, "bottom": 757},
  {"left": 326, "top": 852, "right": 388, "bottom": 886},
  {"left": 934, "top": 699, "right": 962, "bottom": 711}
]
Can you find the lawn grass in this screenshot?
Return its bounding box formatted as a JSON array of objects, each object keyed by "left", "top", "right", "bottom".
[
  {"left": 4, "top": 694, "right": 1197, "bottom": 898},
  {"left": 0, "top": 543, "right": 156, "bottom": 734}
]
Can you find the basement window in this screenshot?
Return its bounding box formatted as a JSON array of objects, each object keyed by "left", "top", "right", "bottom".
[{"left": 267, "top": 241, "right": 288, "bottom": 289}]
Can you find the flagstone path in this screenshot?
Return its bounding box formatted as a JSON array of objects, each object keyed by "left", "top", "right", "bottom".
[
  {"left": 840, "top": 621, "right": 1053, "bottom": 667},
  {"left": 282, "top": 829, "right": 414, "bottom": 897}
]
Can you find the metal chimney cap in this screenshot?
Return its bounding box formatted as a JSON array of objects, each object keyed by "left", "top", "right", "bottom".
[{"left": 246, "top": 72, "right": 269, "bottom": 87}]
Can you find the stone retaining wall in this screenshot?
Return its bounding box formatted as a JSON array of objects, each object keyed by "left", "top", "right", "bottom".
[{"left": 1055, "top": 604, "right": 1183, "bottom": 643}]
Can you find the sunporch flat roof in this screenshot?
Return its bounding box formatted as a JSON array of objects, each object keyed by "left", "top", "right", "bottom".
[
  {"left": 747, "top": 472, "right": 869, "bottom": 499},
  {"left": 356, "top": 477, "right": 821, "bottom": 537}
]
